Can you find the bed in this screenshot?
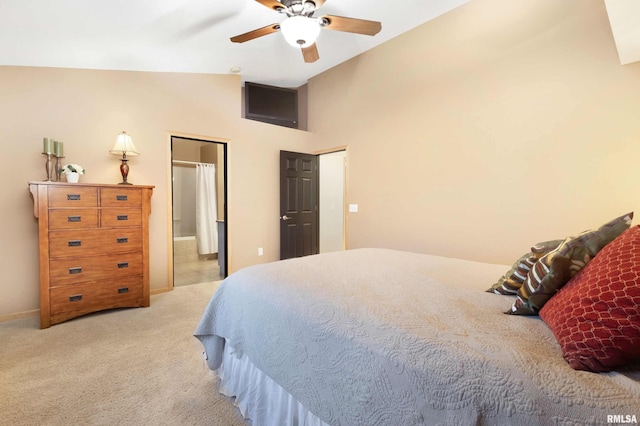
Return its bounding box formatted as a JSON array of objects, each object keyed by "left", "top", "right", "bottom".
[{"left": 194, "top": 248, "right": 640, "bottom": 426}]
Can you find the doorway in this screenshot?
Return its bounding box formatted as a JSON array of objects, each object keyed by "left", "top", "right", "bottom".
[
  {"left": 319, "top": 149, "right": 346, "bottom": 253},
  {"left": 279, "top": 148, "right": 347, "bottom": 259},
  {"left": 170, "top": 136, "right": 227, "bottom": 287}
]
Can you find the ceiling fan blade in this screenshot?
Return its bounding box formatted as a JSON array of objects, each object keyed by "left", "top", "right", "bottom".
[
  {"left": 255, "top": 0, "right": 285, "bottom": 12},
  {"left": 230, "top": 23, "right": 280, "bottom": 43},
  {"left": 302, "top": 43, "right": 319, "bottom": 63},
  {"left": 321, "top": 15, "right": 381, "bottom": 36}
]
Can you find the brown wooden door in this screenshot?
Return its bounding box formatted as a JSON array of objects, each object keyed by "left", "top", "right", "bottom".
[{"left": 280, "top": 150, "right": 319, "bottom": 260}]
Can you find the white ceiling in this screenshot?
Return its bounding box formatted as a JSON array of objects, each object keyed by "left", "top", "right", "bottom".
[
  {"left": 0, "top": 0, "right": 469, "bottom": 88},
  {"left": 0, "top": 1, "right": 637, "bottom": 88}
]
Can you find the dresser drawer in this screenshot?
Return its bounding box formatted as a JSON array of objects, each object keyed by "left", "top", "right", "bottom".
[
  {"left": 101, "top": 208, "right": 142, "bottom": 228},
  {"left": 101, "top": 188, "right": 142, "bottom": 207},
  {"left": 49, "top": 229, "right": 143, "bottom": 259},
  {"left": 49, "top": 252, "right": 143, "bottom": 286},
  {"left": 49, "top": 209, "right": 99, "bottom": 230},
  {"left": 49, "top": 277, "right": 144, "bottom": 324},
  {"left": 48, "top": 186, "right": 98, "bottom": 208}
]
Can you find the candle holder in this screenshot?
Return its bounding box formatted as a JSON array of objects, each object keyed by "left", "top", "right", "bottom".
[
  {"left": 55, "top": 156, "right": 64, "bottom": 182},
  {"left": 43, "top": 152, "right": 54, "bottom": 182}
]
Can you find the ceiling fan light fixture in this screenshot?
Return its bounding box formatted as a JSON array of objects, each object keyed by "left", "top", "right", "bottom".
[{"left": 280, "top": 16, "right": 320, "bottom": 48}]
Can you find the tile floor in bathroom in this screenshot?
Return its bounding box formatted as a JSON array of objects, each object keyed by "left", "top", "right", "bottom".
[{"left": 174, "top": 258, "right": 224, "bottom": 287}]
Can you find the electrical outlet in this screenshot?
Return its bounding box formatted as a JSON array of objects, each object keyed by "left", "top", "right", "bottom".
[{"left": 258, "top": 247, "right": 264, "bottom": 256}]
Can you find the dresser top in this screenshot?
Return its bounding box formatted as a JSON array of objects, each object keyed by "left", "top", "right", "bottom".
[{"left": 29, "top": 181, "right": 155, "bottom": 189}]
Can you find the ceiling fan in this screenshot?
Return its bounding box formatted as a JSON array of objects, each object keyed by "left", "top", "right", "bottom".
[{"left": 231, "top": 0, "right": 382, "bottom": 63}]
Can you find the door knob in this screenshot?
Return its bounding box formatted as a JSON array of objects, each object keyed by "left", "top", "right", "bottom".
[{"left": 280, "top": 215, "right": 292, "bottom": 221}]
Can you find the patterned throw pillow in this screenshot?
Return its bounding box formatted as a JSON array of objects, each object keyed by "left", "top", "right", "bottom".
[
  {"left": 508, "top": 212, "right": 633, "bottom": 315},
  {"left": 487, "top": 240, "right": 562, "bottom": 295},
  {"left": 539, "top": 225, "right": 640, "bottom": 372}
]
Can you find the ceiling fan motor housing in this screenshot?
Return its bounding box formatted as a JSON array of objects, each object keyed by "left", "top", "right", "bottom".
[{"left": 281, "top": 0, "right": 317, "bottom": 16}]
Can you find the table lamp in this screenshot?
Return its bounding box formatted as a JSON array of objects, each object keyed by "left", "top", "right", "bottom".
[{"left": 109, "top": 131, "right": 139, "bottom": 185}]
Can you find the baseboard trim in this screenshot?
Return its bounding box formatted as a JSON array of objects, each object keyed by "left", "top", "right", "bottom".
[
  {"left": 0, "top": 309, "right": 39, "bottom": 323},
  {"left": 150, "top": 286, "right": 172, "bottom": 296}
]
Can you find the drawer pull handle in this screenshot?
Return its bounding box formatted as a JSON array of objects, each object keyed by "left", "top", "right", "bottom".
[
  {"left": 117, "top": 237, "right": 129, "bottom": 244},
  {"left": 69, "top": 267, "right": 82, "bottom": 274},
  {"left": 69, "top": 294, "right": 83, "bottom": 302},
  {"left": 67, "top": 194, "right": 81, "bottom": 201},
  {"left": 117, "top": 215, "right": 128, "bottom": 221},
  {"left": 118, "top": 287, "right": 129, "bottom": 294},
  {"left": 116, "top": 195, "right": 128, "bottom": 201},
  {"left": 68, "top": 240, "right": 82, "bottom": 247},
  {"left": 67, "top": 216, "right": 81, "bottom": 222},
  {"left": 117, "top": 262, "right": 129, "bottom": 269}
]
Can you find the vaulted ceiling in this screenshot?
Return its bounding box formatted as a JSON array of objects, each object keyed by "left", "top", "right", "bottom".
[
  {"left": 0, "top": 0, "right": 637, "bottom": 88},
  {"left": 0, "top": 0, "right": 469, "bottom": 87}
]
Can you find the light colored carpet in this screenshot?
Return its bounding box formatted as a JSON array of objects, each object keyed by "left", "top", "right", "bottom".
[{"left": 0, "top": 281, "right": 247, "bottom": 426}]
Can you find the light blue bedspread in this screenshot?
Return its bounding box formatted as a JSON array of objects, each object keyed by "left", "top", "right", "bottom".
[{"left": 195, "top": 248, "right": 640, "bottom": 425}]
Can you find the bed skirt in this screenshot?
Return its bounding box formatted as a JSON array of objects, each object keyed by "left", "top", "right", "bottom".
[{"left": 217, "top": 340, "right": 329, "bottom": 426}]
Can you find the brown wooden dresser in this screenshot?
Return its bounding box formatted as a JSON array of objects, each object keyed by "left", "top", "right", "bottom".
[{"left": 29, "top": 182, "right": 154, "bottom": 328}]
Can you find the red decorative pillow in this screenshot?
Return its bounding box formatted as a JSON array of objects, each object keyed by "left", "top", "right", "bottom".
[{"left": 539, "top": 225, "right": 640, "bottom": 372}]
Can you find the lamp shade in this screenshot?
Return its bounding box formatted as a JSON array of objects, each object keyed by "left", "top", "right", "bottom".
[
  {"left": 280, "top": 16, "right": 320, "bottom": 48},
  {"left": 110, "top": 131, "right": 139, "bottom": 156}
]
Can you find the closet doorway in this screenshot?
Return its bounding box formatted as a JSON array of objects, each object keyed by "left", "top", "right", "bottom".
[
  {"left": 170, "top": 136, "right": 227, "bottom": 287},
  {"left": 318, "top": 149, "right": 347, "bottom": 253}
]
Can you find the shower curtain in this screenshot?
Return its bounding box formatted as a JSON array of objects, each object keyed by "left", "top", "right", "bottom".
[{"left": 196, "top": 164, "right": 218, "bottom": 255}]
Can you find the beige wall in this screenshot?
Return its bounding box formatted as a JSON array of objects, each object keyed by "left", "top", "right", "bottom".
[
  {"left": 307, "top": 0, "right": 640, "bottom": 265},
  {"left": 0, "top": 67, "right": 313, "bottom": 319}
]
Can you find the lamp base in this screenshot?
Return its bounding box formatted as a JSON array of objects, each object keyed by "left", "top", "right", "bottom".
[{"left": 119, "top": 157, "right": 132, "bottom": 185}]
